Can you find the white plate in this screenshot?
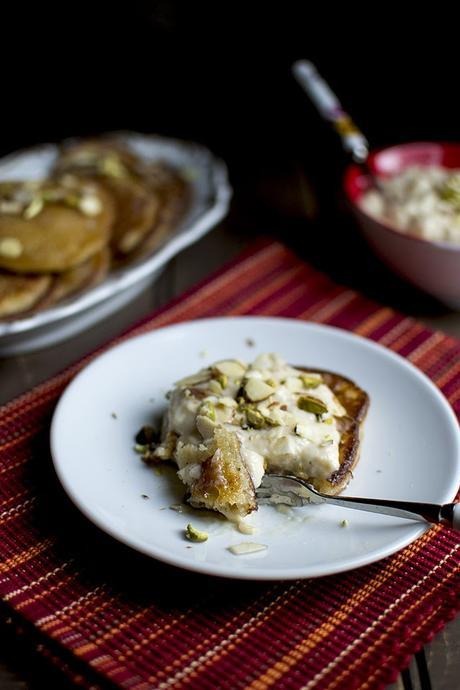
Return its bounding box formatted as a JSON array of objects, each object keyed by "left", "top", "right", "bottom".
[
  {"left": 0, "top": 132, "right": 231, "bottom": 355},
  {"left": 50, "top": 317, "right": 460, "bottom": 580}
]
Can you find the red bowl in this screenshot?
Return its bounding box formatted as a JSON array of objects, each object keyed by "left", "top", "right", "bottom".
[{"left": 344, "top": 142, "right": 460, "bottom": 308}]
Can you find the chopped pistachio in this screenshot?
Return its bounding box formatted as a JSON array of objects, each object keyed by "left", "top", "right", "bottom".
[
  {"left": 340, "top": 519, "right": 349, "bottom": 528},
  {"left": 216, "top": 373, "right": 228, "bottom": 389},
  {"left": 440, "top": 175, "right": 460, "bottom": 207},
  {"left": 300, "top": 375, "right": 322, "bottom": 389},
  {"left": 323, "top": 417, "right": 333, "bottom": 425},
  {"left": 297, "top": 396, "right": 328, "bottom": 416},
  {"left": 245, "top": 408, "right": 265, "bottom": 429},
  {"left": 100, "top": 154, "right": 127, "bottom": 178},
  {"left": 265, "top": 378, "right": 276, "bottom": 388},
  {"left": 134, "top": 443, "right": 148, "bottom": 454},
  {"left": 199, "top": 402, "right": 216, "bottom": 421},
  {"left": 263, "top": 415, "right": 280, "bottom": 427},
  {"left": 185, "top": 523, "right": 208, "bottom": 542}
]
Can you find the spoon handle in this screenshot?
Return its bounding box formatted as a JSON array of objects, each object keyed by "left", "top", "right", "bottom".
[{"left": 292, "top": 60, "right": 369, "bottom": 164}]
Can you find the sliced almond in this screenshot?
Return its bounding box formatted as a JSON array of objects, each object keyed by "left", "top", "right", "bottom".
[
  {"left": 227, "top": 542, "right": 267, "bottom": 555},
  {"left": 79, "top": 194, "right": 102, "bottom": 216},
  {"left": 175, "top": 370, "right": 210, "bottom": 388},
  {"left": 244, "top": 378, "right": 275, "bottom": 402},
  {"left": 0, "top": 237, "right": 23, "bottom": 258},
  {"left": 23, "top": 196, "right": 44, "bottom": 219},
  {"left": 196, "top": 414, "right": 217, "bottom": 439},
  {"left": 213, "top": 360, "right": 247, "bottom": 378},
  {"left": 284, "top": 376, "right": 303, "bottom": 393},
  {"left": 208, "top": 379, "right": 223, "bottom": 395}
]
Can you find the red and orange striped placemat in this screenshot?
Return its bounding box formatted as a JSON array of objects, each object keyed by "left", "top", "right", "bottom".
[{"left": 0, "top": 239, "right": 459, "bottom": 690}]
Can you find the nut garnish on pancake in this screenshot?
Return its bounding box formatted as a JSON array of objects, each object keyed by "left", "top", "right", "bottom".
[
  {"left": 140, "top": 354, "right": 369, "bottom": 521},
  {"left": 54, "top": 139, "right": 187, "bottom": 257},
  {"left": 0, "top": 179, "right": 114, "bottom": 273}
]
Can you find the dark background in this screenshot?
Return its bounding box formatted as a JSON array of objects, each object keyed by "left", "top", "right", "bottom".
[{"left": 1, "top": 3, "right": 458, "bottom": 311}]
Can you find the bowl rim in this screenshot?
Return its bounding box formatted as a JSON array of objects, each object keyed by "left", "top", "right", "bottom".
[{"left": 343, "top": 140, "right": 460, "bottom": 252}]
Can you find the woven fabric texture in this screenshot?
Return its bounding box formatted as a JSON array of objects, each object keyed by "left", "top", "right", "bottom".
[{"left": 0, "top": 240, "right": 459, "bottom": 690}]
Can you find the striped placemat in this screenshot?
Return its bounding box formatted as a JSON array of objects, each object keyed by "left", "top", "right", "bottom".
[{"left": 0, "top": 239, "right": 459, "bottom": 690}]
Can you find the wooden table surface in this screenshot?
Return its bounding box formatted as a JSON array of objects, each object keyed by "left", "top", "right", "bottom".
[{"left": 0, "top": 204, "right": 459, "bottom": 688}]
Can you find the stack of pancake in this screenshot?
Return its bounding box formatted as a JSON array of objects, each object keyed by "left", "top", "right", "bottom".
[{"left": 0, "top": 138, "right": 188, "bottom": 320}]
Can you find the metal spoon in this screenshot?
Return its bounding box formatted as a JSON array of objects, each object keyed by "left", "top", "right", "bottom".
[
  {"left": 292, "top": 60, "right": 381, "bottom": 190},
  {"left": 257, "top": 474, "right": 460, "bottom": 531}
]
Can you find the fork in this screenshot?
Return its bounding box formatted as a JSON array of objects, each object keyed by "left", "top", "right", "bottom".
[{"left": 256, "top": 475, "right": 460, "bottom": 531}]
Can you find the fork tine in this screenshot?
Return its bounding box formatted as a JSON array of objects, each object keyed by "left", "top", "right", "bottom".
[{"left": 257, "top": 474, "right": 326, "bottom": 506}]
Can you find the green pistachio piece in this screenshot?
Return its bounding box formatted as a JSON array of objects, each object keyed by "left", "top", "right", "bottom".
[
  {"left": 217, "top": 373, "right": 228, "bottom": 389},
  {"left": 297, "top": 396, "right": 328, "bottom": 416},
  {"left": 439, "top": 175, "right": 460, "bottom": 206},
  {"left": 185, "top": 523, "right": 208, "bottom": 542},
  {"left": 199, "top": 402, "right": 216, "bottom": 421},
  {"left": 246, "top": 408, "right": 265, "bottom": 429},
  {"left": 99, "top": 154, "right": 127, "bottom": 178},
  {"left": 300, "top": 375, "right": 322, "bottom": 389}
]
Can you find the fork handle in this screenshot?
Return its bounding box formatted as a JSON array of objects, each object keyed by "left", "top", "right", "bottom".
[
  {"left": 327, "top": 494, "right": 460, "bottom": 531},
  {"left": 445, "top": 502, "right": 460, "bottom": 530}
]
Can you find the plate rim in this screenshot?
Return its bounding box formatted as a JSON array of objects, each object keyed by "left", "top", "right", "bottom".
[{"left": 50, "top": 316, "right": 460, "bottom": 580}]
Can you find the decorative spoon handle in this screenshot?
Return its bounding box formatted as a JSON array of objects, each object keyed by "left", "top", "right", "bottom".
[{"left": 292, "top": 60, "right": 369, "bottom": 164}]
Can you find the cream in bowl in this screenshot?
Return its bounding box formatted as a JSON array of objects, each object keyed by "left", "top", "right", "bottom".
[
  {"left": 344, "top": 142, "right": 460, "bottom": 309},
  {"left": 361, "top": 165, "right": 460, "bottom": 244}
]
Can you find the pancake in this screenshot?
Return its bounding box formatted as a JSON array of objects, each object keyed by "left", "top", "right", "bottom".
[
  {"left": 54, "top": 140, "right": 188, "bottom": 258},
  {"left": 0, "top": 272, "right": 51, "bottom": 318},
  {"left": 295, "top": 368, "right": 369, "bottom": 495},
  {"left": 41, "top": 247, "right": 110, "bottom": 307},
  {"left": 127, "top": 165, "right": 189, "bottom": 259},
  {"left": 141, "top": 354, "right": 369, "bottom": 521},
  {"left": 0, "top": 179, "right": 114, "bottom": 273},
  {"left": 54, "top": 140, "right": 142, "bottom": 179}
]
